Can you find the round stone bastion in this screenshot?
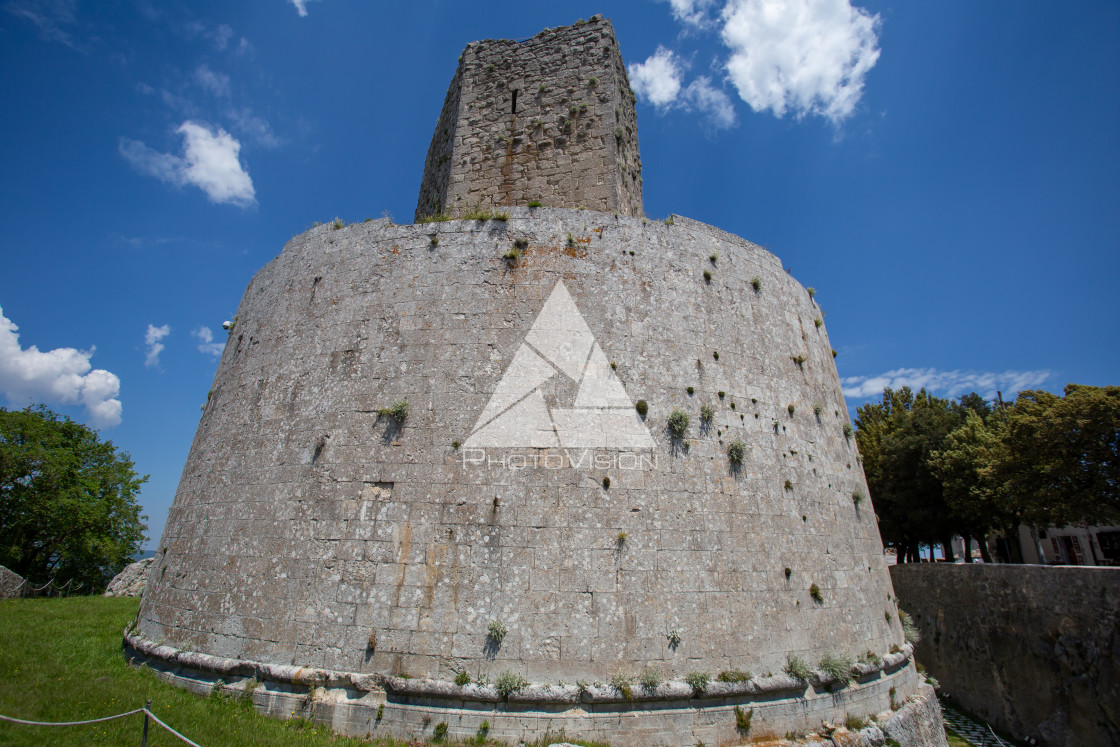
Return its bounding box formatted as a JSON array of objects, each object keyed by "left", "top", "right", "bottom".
[{"left": 133, "top": 208, "right": 944, "bottom": 746}]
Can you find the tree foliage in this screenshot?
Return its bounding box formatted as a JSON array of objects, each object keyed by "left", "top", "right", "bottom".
[
  {"left": 856, "top": 384, "right": 1119, "bottom": 562},
  {"left": 0, "top": 406, "right": 147, "bottom": 589}
]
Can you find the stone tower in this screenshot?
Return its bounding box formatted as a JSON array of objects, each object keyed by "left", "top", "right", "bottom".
[
  {"left": 415, "top": 16, "right": 642, "bottom": 220},
  {"left": 132, "top": 17, "right": 946, "bottom": 747}
]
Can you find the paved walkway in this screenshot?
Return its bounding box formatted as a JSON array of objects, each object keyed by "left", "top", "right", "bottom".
[{"left": 942, "top": 702, "right": 1014, "bottom": 747}]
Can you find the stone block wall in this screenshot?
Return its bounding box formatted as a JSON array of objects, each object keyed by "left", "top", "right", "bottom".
[
  {"left": 415, "top": 16, "right": 643, "bottom": 220},
  {"left": 890, "top": 563, "right": 1120, "bottom": 747},
  {"left": 140, "top": 209, "right": 904, "bottom": 698}
]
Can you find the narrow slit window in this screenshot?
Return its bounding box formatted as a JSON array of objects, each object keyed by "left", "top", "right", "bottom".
[{"left": 512, "top": 89, "right": 518, "bottom": 114}]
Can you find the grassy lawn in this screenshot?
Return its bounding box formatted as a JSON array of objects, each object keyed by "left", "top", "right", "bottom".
[
  {"left": 0, "top": 596, "right": 394, "bottom": 746},
  {"left": 946, "top": 729, "right": 975, "bottom": 747}
]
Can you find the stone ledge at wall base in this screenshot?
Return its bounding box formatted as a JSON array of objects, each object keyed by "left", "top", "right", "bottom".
[
  {"left": 890, "top": 563, "right": 1120, "bottom": 747},
  {"left": 104, "top": 557, "right": 154, "bottom": 598},
  {"left": 0, "top": 565, "right": 24, "bottom": 599},
  {"left": 123, "top": 630, "right": 944, "bottom": 746}
]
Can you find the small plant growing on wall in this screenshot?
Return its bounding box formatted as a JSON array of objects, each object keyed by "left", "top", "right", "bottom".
[
  {"left": 717, "top": 669, "right": 751, "bottom": 683},
  {"left": 813, "top": 402, "right": 823, "bottom": 418},
  {"left": 433, "top": 721, "right": 449, "bottom": 741},
  {"left": 639, "top": 666, "right": 662, "bottom": 692},
  {"left": 809, "top": 583, "right": 823, "bottom": 603},
  {"left": 602, "top": 476, "right": 611, "bottom": 489},
  {"left": 666, "top": 629, "right": 681, "bottom": 649},
  {"left": 700, "top": 403, "right": 715, "bottom": 424},
  {"left": 635, "top": 399, "right": 648, "bottom": 417},
  {"left": 784, "top": 655, "right": 811, "bottom": 682},
  {"left": 735, "top": 705, "right": 754, "bottom": 733},
  {"left": 487, "top": 619, "right": 507, "bottom": 644},
  {"left": 609, "top": 672, "right": 633, "bottom": 700},
  {"left": 378, "top": 399, "right": 410, "bottom": 421},
  {"left": 616, "top": 531, "right": 627, "bottom": 545},
  {"left": 528, "top": 200, "right": 543, "bottom": 207},
  {"left": 859, "top": 650, "right": 882, "bottom": 667},
  {"left": 791, "top": 354, "right": 806, "bottom": 370},
  {"left": 899, "top": 610, "right": 920, "bottom": 644},
  {"left": 815, "top": 317, "right": 823, "bottom": 328},
  {"left": 331, "top": 217, "right": 344, "bottom": 230},
  {"left": 686, "top": 386, "right": 694, "bottom": 395},
  {"left": 703, "top": 269, "right": 712, "bottom": 282},
  {"left": 727, "top": 439, "right": 746, "bottom": 468},
  {"left": 784, "top": 479, "right": 793, "bottom": 492},
  {"left": 684, "top": 671, "right": 710, "bottom": 696},
  {"left": 455, "top": 670, "right": 471, "bottom": 686},
  {"left": 807, "top": 287, "right": 816, "bottom": 300},
  {"left": 668, "top": 408, "right": 690, "bottom": 438},
  {"left": 494, "top": 671, "right": 527, "bottom": 698},
  {"left": 710, "top": 251, "right": 719, "bottom": 264},
  {"left": 750, "top": 276, "right": 762, "bottom": 292},
  {"left": 843, "top": 423, "right": 854, "bottom": 440},
  {"left": 818, "top": 653, "right": 854, "bottom": 685},
  {"left": 784, "top": 566, "right": 792, "bottom": 579},
  {"left": 852, "top": 489, "right": 865, "bottom": 507},
  {"left": 788, "top": 403, "right": 796, "bottom": 416}
]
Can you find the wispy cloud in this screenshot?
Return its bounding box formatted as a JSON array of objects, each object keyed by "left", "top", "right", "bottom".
[
  {"left": 3, "top": 0, "right": 86, "bottom": 51},
  {"left": 288, "top": 0, "right": 320, "bottom": 17},
  {"left": 0, "top": 306, "right": 122, "bottom": 427},
  {"left": 226, "top": 107, "right": 281, "bottom": 148},
  {"left": 143, "top": 324, "right": 170, "bottom": 368},
  {"left": 119, "top": 120, "right": 256, "bottom": 207},
  {"left": 194, "top": 64, "right": 231, "bottom": 97},
  {"left": 841, "top": 367, "right": 1052, "bottom": 402},
  {"left": 192, "top": 326, "right": 224, "bottom": 357}
]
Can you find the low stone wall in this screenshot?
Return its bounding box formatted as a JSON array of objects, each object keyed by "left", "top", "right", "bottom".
[
  {"left": 0, "top": 565, "right": 23, "bottom": 598},
  {"left": 124, "top": 628, "right": 943, "bottom": 746},
  {"left": 890, "top": 563, "right": 1120, "bottom": 747}
]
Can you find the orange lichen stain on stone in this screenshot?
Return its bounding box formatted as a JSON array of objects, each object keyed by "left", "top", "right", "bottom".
[{"left": 576, "top": 236, "right": 592, "bottom": 244}]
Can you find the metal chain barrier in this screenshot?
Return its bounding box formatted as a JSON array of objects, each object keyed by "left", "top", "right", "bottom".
[{"left": 0, "top": 699, "right": 203, "bottom": 746}]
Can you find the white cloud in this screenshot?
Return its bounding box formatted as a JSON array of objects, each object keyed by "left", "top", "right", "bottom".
[
  {"left": 684, "top": 77, "right": 737, "bottom": 129},
  {"left": 721, "top": 0, "right": 881, "bottom": 123},
  {"left": 143, "top": 323, "right": 170, "bottom": 368},
  {"left": 192, "top": 326, "right": 224, "bottom": 357},
  {"left": 629, "top": 47, "right": 683, "bottom": 107},
  {"left": 841, "top": 367, "right": 1052, "bottom": 402},
  {"left": 119, "top": 120, "right": 256, "bottom": 208},
  {"left": 667, "top": 0, "right": 718, "bottom": 27},
  {"left": 630, "top": 50, "right": 737, "bottom": 129},
  {"left": 289, "top": 0, "right": 320, "bottom": 17},
  {"left": 0, "top": 306, "right": 122, "bottom": 428},
  {"left": 4, "top": 0, "right": 85, "bottom": 51},
  {"left": 194, "top": 64, "right": 231, "bottom": 97}
]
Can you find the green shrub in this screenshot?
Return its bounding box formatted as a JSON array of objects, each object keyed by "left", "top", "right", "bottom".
[
  {"left": 727, "top": 439, "right": 746, "bottom": 466},
  {"left": 784, "top": 655, "right": 811, "bottom": 681},
  {"left": 852, "top": 489, "right": 865, "bottom": 507},
  {"left": 609, "top": 672, "right": 633, "bottom": 700},
  {"left": 487, "top": 619, "right": 507, "bottom": 643},
  {"left": 784, "top": 479, "right": 793, "bottom": 491},
  {"left": 788, "top": 403, "right": 796, "bottom": 416},
  {"left": 735, "top": 705, "right": 754, "bottom": 732},
  {"left": 809, "top": 583, "right": 823, "bottom": 603},
  {"left": 639, "top": 666, "right": 662, "bottom": 692},
  {"left": 899, "top": 610, "right": 920, "bottom": 644},
  {"left": 494, "top": 671, "right": 527, "bottom": 698},
  {"left": 687, "top": 386, "right": 694, "bottom": 395},
  {"left": 815, "top": 317, "right": 823, "bottom": 328},
  {"left": 750, "top": 276, "right": 762, "bottom": 291},
  {"left": 807, "top": 287, "right": 816, "bottom": 299},
  {"left": 703, "top": 269, "right": 712, "bottom": 282},
  {"left": 700, "top": 404, "right": 715, "bottom": 423},
  {"left": 791, "top": 354, "right": 806, "bottom": 369},
  {"left": 668, "top": 408, "right": 689, "bottom": 438},
  {"left": 377, "top": 399, "right": 409, "bottom": 421},
  {"left": 813, "top": 402, "right": 823, "bottom": 417},
  {"left": 859, "top": 650, "right": 882, "bottom": 667},
  {"left": 331, "top": 217, "right": 344, "bottom": 230},
  {"left": 635, "top": 399, "right": 648, "bottom": 417},
  {"left": 843, "top": 423, "right": 854, "bottom": 440},
  {"left": 602, "top": 476, "right": 610, "bottom": 489},
  {"left": 455, "top": 670, "right": 471, "bottom": 686},
  {"left": 666, "top": 629, "right": 681, "bottom": 647},
  {"left": 433, "top": 721, "right": 449, "bottom": 740},
  {"left": 717, "top": 669, "right": 751, "bottom": 683},
  {"left": 528, "top": 200, "right": 543, "bottom": 208},
  {"left": 684, "top": 671, "right": 710, "bottom": 695},
  {"left": 818, "top": 653, "right": 855, "bottom": 685},
  {"left": 845, "top": 714, "right": 869, "bottom": 731}
]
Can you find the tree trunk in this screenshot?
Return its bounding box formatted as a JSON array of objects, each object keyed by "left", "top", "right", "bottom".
[
  {"left": 961, "top": 532, "right": 973, "bottom": 562},
  {"left": 978, "top": 533, "right": 993, "bottom": 563},
  {"left": 941, "top": 535, "right": 956, "bottom": 563},
  {"left": 928, "top": 544, "right": 935, "bottom": 563}
]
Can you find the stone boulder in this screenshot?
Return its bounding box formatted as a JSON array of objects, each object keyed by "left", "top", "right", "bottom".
[{"left": 105, "top": 557, "right": 154, "bottom": 597}]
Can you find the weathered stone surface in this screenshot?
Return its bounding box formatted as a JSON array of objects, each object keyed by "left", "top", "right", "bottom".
[
  {"left": 104, "top": 557, "right": 154, "bottom": 597},
  {"left": 134, "top": 206, "right": 936, "bottom": 742},
  {"left": 416, "top": 16, "right": 642, "bottom": 220},
  {"left": 892, "top": 563, "right": 1120, "bottom": 747},
  {"left": 0, "top": 565, "right": 24, "bottom": 598}
]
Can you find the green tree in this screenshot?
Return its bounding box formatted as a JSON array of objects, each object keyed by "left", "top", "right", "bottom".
[
  {"left": 855, "top": 387, "right": 961, "bottom": 562},
  {"left": 928, "top": 411, "right": 1011, "bottom": 562},
  {"left": 0, "top": 406, "right": 147, "bottom": 590},
  {"left": 997, "top": 384, "right": 1120, "bottom": 528}
]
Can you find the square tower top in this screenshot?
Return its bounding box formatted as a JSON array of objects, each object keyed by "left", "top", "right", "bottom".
[{"left": 415, "top": 16, "right": 643, "bottom": 221}]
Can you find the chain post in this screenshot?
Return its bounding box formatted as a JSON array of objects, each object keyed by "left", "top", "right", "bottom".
[{"left": 141, "top": 699, "right": 151, "bottom": 747}]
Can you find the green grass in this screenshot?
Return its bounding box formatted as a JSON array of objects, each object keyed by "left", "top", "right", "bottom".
[
  {"left": 0, "top": 597, "right": 565, "bottom": 746},
  {"left": 945, "top": 728, "right": 976, "bottom": 747}
]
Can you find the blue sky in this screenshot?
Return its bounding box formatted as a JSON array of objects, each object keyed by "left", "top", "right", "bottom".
[{"left": 1, "top": 0, "right": 1117, "bottom": 547}]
